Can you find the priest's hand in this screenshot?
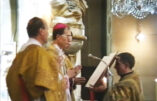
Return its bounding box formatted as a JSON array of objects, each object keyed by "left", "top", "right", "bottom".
[
  {"left": 74, "top": 65, "right": 82, "bottom": 75},
  {"left": 74, "top": 77, "right": 86, "bottom": 85},
  {"left": 67, "top": 69, "right": 76, "bottom": 78},
  {"left": 67, "top": 65, "right": 82, "bottom": 78}
]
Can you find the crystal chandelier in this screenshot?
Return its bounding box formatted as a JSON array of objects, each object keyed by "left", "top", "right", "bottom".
[{"left": 111, "top": 0, "right": 157, "bottom": 19}]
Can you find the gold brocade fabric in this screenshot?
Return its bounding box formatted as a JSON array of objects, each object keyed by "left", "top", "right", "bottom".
[
  {"left": 64, "top": 56, "right": 75, "bottom": 101},
  {"left": 47, "top": 44, "right": 78, "bottom": 101},
  {"left": 104, "top": 72, "right": 144, "bottom": 101},
  {"left": 65, "top": 55, "right": 73, "bottom": 70},
  {"left": 46, "top": 44, "right": 67, "bottom": 101},
  {"left": 6, "top": 45, "right": 65, "bottom": 101}
]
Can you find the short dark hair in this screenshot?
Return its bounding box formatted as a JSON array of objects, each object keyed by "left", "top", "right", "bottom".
[
  {"left": 118, "top": 52, "right": 135, "bottom": 69},
  {"left": 27, "top": 17, "right": 45, "bottom": 38},
  {"left": 52, "top": 28, "right": 65, "bottom": 40}
]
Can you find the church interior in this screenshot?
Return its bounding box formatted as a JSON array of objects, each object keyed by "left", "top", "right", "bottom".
[{"left": 0, "top": 0, "right": 157, "bottom": 101}]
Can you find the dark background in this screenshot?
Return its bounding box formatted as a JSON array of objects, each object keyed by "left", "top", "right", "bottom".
[{"left": 81, "top": 0, "right": 107, "bottom": 101}]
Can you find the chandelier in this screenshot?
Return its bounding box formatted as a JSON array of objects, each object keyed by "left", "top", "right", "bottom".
[{"left": 111, "top": 0, "right": 157, "bottom": 19}]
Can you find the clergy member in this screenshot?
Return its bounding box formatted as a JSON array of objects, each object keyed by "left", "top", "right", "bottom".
[
  {"left": 46, "top": 23, "right": 86, "bottom": 101},
  {"left": 6, "top": 17, "right": 65, "bottom": 101}
]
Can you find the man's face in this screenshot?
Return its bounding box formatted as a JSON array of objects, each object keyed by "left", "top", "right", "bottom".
[
  {"left": 114, "top": 60, "right": 126, "bottom": 76},
  {"left": 58, "top": 27, "right": 72, "bottom": 49}
]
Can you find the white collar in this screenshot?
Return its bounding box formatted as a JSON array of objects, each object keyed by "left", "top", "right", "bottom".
[
  {"left": 53, "top": 43, "right": 64, "bottom": 56},
  {"left": 20, "top": 38, "right": 42, "bottom": 52}
]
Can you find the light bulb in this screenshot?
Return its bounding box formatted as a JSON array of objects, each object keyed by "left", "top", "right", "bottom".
[
  {"left": 155, "top": 78, "right": 157, "bottom": 82},
  {"left": 136, "top": 33, "right": 145, "bottom": 42}
]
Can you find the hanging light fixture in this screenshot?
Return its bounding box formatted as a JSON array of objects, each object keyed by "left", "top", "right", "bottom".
[
  {"left": 111, "top": 0, "right": 157, "bottom": 19},
  {"left": 135, "top": 20, "right": 145, "bottom": 42}
]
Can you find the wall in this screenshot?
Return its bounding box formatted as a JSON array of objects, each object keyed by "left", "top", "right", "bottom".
[
  {"left": 81, "top": 0, "right": 107, "bottom": 100},
  {"left": 0, "top": 0, "right": 16, "bottom": 100},
  {"left": 111, "top": 15, "right": 157, "bottom": 101},
  {"left": 17, "top": 0, "right": 52, "bottom": 51}
]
